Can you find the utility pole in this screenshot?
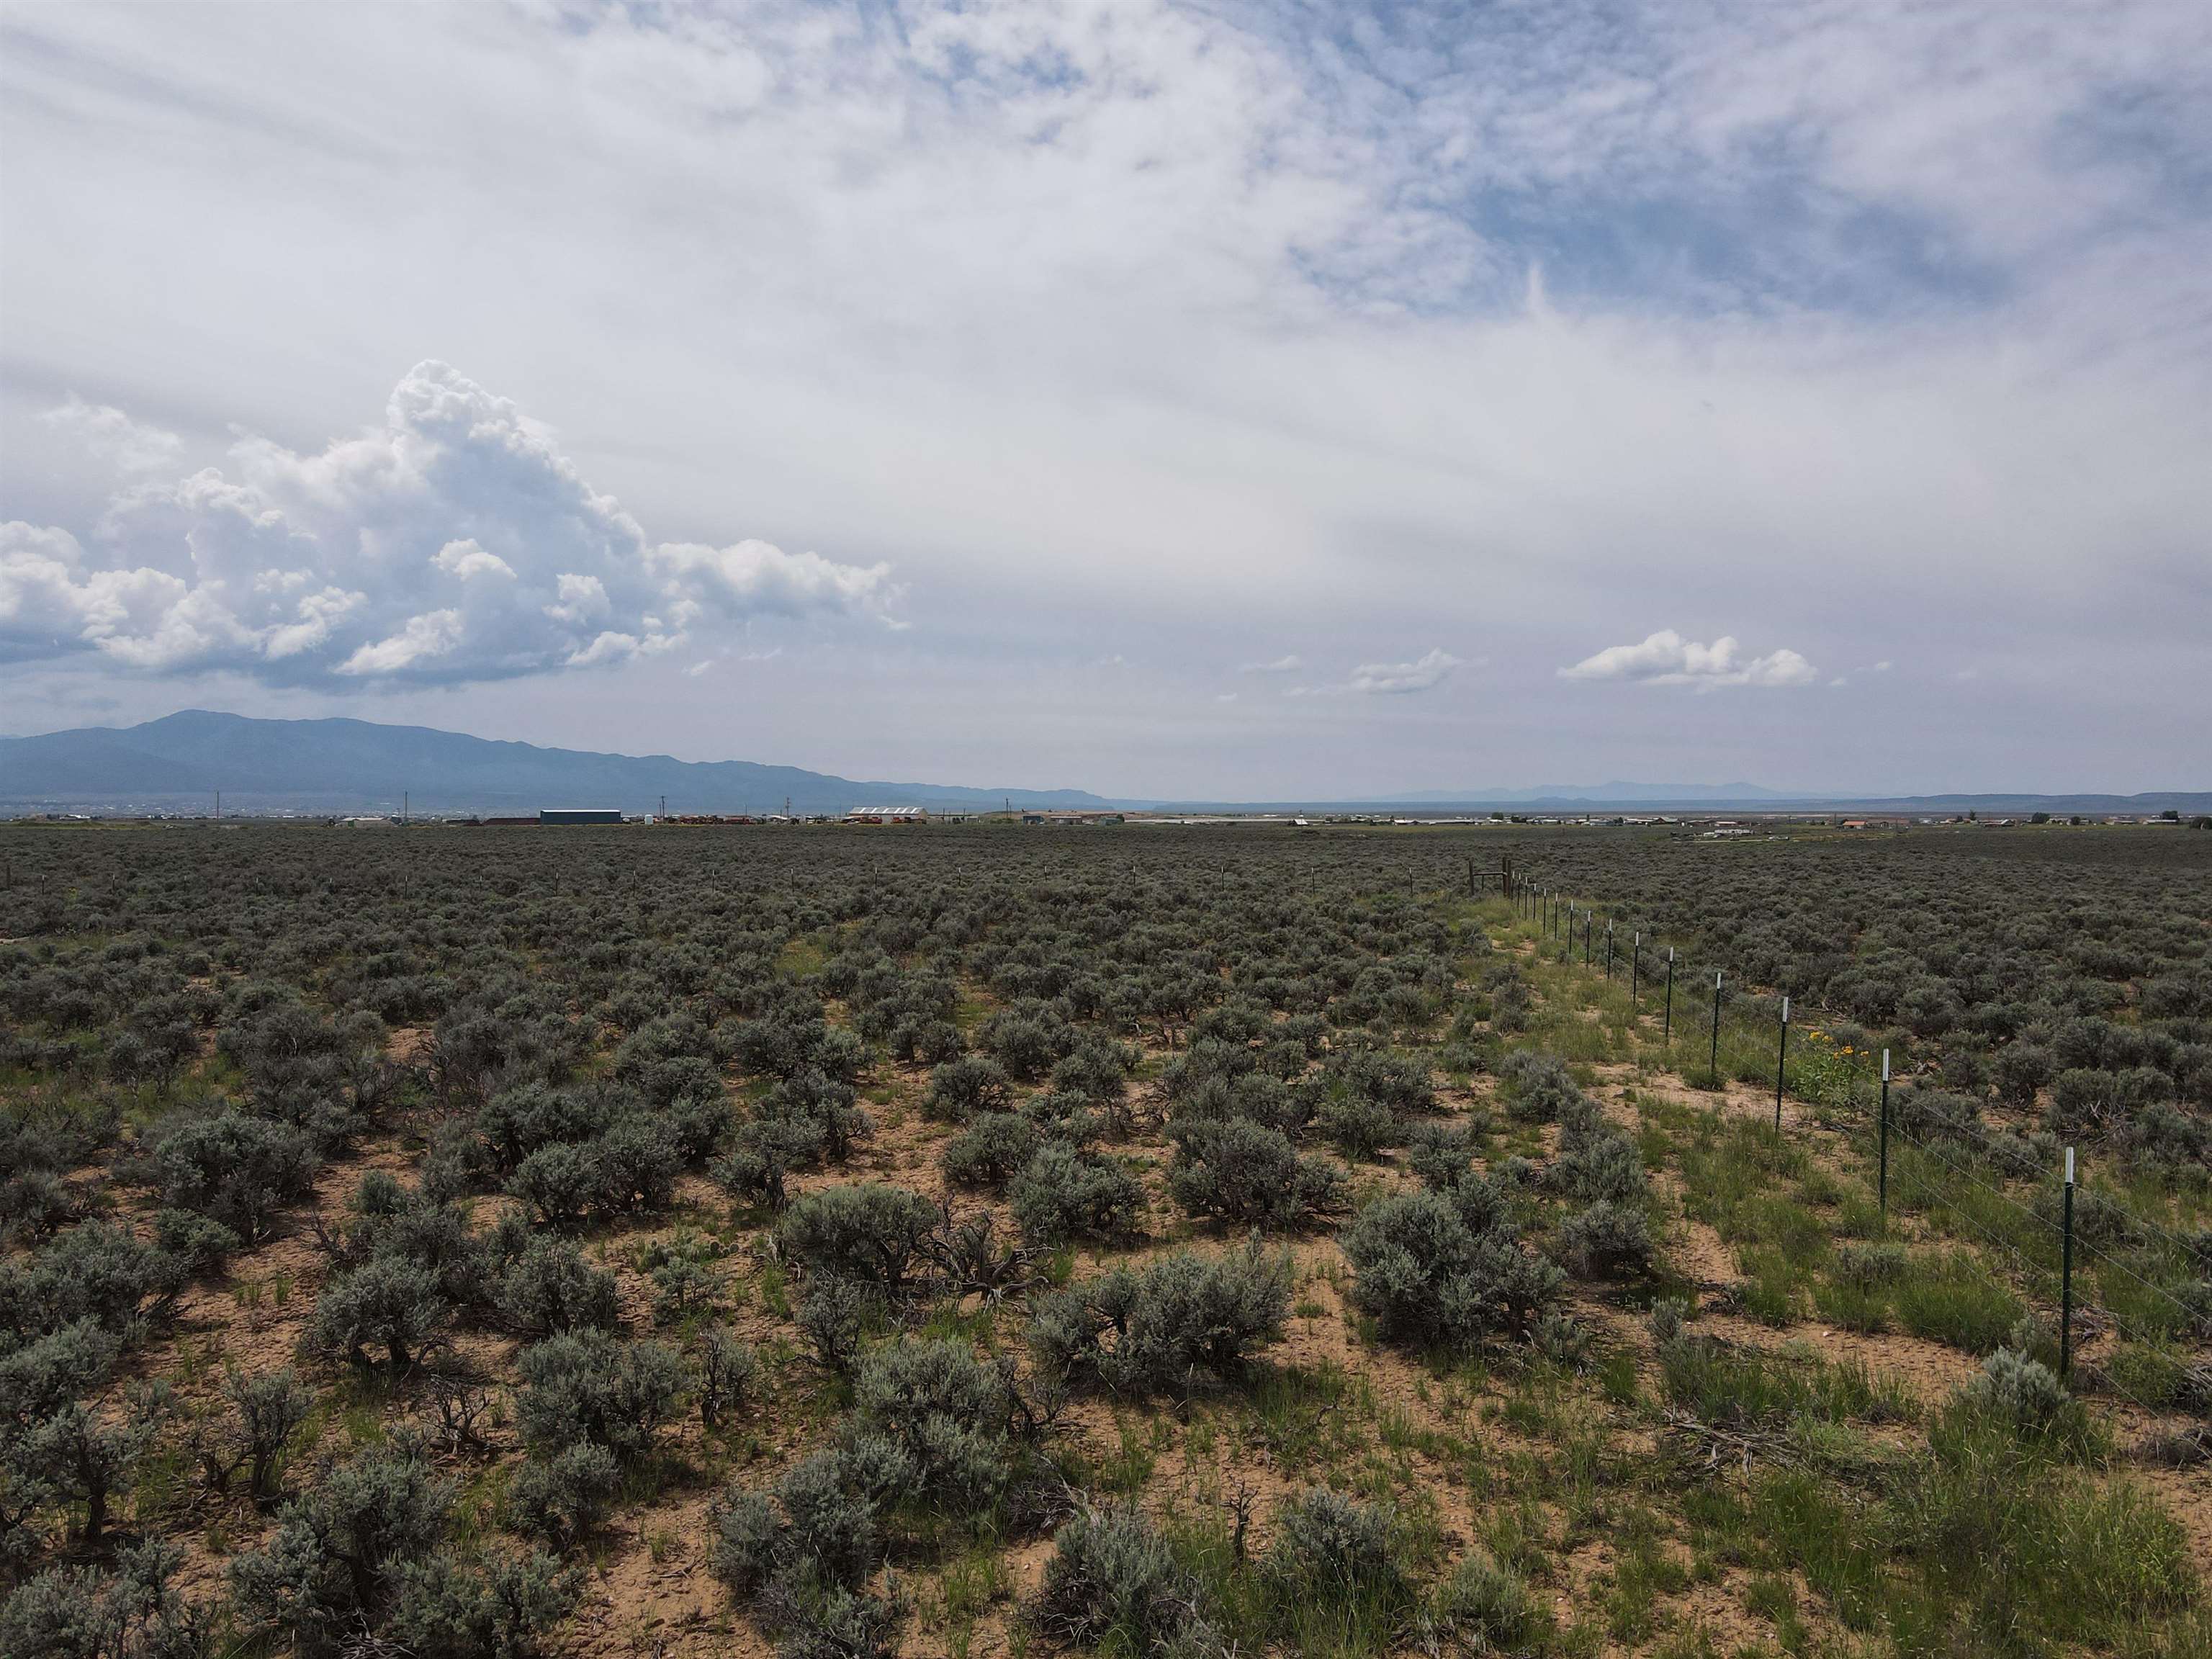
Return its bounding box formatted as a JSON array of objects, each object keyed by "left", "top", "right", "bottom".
[{"left": 215, "top": 789, "right": 221, "bottom": 821}]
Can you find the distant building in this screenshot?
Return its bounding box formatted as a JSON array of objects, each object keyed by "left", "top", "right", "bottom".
[
  {"left": 845, "top": 806, "right": 928, "bottom": 823},
  {"left": 539, "top": 808, "right": 624, "bottom": 825}
]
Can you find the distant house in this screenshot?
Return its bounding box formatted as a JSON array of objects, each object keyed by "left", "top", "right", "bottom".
[
  {"left": 539, "top": 808, "right": 624, "bottom": 825},
  {"left": 845, "top": 806, "right": 928, "bottom": 823}
]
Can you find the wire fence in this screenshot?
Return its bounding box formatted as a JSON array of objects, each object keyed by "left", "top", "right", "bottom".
[{"left": 1484, "top": 878, "right": 2210, "bottom": 1425}]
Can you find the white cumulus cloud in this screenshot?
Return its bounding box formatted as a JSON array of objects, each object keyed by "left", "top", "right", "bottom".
[
  {"left": 1287, "top": 647, "right": 1464, "bottom": 697},
  {"left": 1560, "top": 631, "right": 1817, "bottom": 689},
  {"left": 432, "top": 539, "right": 515, "bottom": 582},
  {"left": 1349, "top": 648, "right": 1462, "bottom": 695},
  {"left": 4, "top": 363, "right": 897, "bottom": 685},
  {"left": 39, "top": 395, "right": 184, "bottom": 477},
  {"left": 1239, "top": 655, "right": 1303, "bottom": 674}
]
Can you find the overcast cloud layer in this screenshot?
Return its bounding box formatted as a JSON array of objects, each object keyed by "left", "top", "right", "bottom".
[{"left": 2, "top": 1, "right": 2207, "bottom": 796}]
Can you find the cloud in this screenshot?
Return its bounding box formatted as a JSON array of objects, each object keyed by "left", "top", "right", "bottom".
[
  {"left": 1, "top": 3, "right": 2207, "bottom": 792},
  {"left": 339, "top": 609, "right": 465, "bottom": 676},
  {"left": 1560, "top": 631, "right": 1817, "bottom": 689},
  {"left": 1349, "top": 647, "right": 1462, "bottom": 694},
  {"left": 1239, "top": 655, "right": 1303, "bottom": 674},
  {"left": 431, "top": 539, "right": 515, "bottom": 582},
  {"left": 5, "top": 364, "right": 896, "bottom": 685},
  {"left": 1287, "top": 647, "right": 1463, "bottom": 696},
  {"left": 38, "top": 395, "right": 184, "bottom": 476}
]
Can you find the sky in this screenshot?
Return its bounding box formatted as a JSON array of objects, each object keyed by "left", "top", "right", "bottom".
[{"left": 3, "top": 0, "right": 2208, "bottom": 800}]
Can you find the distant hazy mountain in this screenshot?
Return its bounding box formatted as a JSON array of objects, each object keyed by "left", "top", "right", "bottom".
[
  {"left": 4, "top": 711, "right": 2203, "bottom": 819},
  {"left": 1390, "top": 781, "right": 1792, "bottom": 804},
  {"left": 0, "top": 711, "right": 1109, "bottom": 814}
]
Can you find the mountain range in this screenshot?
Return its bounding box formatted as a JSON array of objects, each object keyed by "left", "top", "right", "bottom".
[
  {"left": 1, "top": 711, "right": 2205, "bottom": 817},
  {"left": 0, "top": 711, "right": 1108, "bottom": 814}
]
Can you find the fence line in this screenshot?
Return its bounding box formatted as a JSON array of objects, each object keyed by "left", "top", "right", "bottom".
[{"left": 1488, "top": 880, "right": 2208, "bottom": 1411}]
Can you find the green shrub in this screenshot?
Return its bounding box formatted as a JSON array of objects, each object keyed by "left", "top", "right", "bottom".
[
  {"left": 150, "top": 1112, "right": 319, "bottom": 1244},
  {"left": 387, "top": 1547, "right": 580, "bottom": 1659},
  {"left": 1052, "top": 1039, "right": 1138, "bottom": 1110},
  {"left": 940, "top": 1112, "right": 1042, "bottom": 1190},
  {"left": 24, "top": 1391, "right": 165, "bottom": 1546},
  {"left": 1404, "top": 1122, "right": 1480, "bottom": 1191},
  {"left": 709, "top": 1453, "right": 909, "bottom": 1658},
  {"left": 1031, "top": 1242, "right": 1290, "bottom": 1393},
  {"left": 505, "top": 1142, "right": 602, "bottom": 1230},
  {"left": 224, "top": 1366, "right": 310, "bottom": 1504},
  {"left": 230, "top": 1439, "right": 454, "bottom": 1653},
  {"left": 1009, "top": 1143, "right": 1146, "bottom": 1246},
  {"left": 1557, "top": 1200, "right": 1653, "bottom": 1277},
  {"left": 1033, "top": 1505, "right": 1215, "bottom": 1656},
  {"left": 757, "top": 1070, "right": 871, "bottom": 1162},
  {"left": 1496, "top": 1051, "right": 1582, "bottom": 1124},
  {"left": 0, "top": 1220, "right": 183, "bottom": 1337},
  {"left": 1266, "top": 1488, "right": 1413, "bottom": 1640},
  {"left": 1429, "top": 1553, "right": 1539, "bottom": 1651},
  {"left": 1956, "top": 1348, "right": 2090, "bottom": 1445},
  {"left": 496, "top": 1236, "right": 621, "bottom": 1338},
  {"left": 1341, "top": 1189, "right": 1560, "bottom": 1350},
  {"left": 310, "top": 1255, "right": 449, "bottom": 1371},
  {"left": 793, "top": 1276, "right": 886, "bottom": 1376},
  {"left": 776, "top": 1184, "right": 938, "bottom": 1293},
  {"left": 714, "top": 1113, "right": 825, "bottom": 1210},
  {"left": 151, "top": 1209, "right": 240, "bottom": 1277},
  {"left": 1166, "top": 1119, "right": 1342, "bottom": 1229},
  {"left": 849, "top": 1339, "right": 1038, "bottom": 1518},
  {"left": 1331, "top": 1049, "right": 1434, "bottom": 1115},
  {"left": 1549, "top": 1120, "right": 1648, "bottom": 1206},
  {"left": 981, "top": 1006, "right": 1071, "bottom": 1083},
  {"left": 639, "top": 1231, "right": 725, "bottom": 1326},
  {"left": 508, "top": 1442, "right": 621, "bottom": 1549},
  {"left": 773, "top": 1450, "right": 884, "bottom": 1589},
  {"left": 1315, "top": 1093, "right": 1400, "bottom": 1161},
  {"left": 0, "top": 1539, "right": 210, "bottom": 1659},
  {"left": 696, "top": 1328, "right": 759, "bottom": 1428},
  {"left": 924, "top": 1056, "right": 1011, "bottom": 1122},
  {"left": 513, "top": 1333, "right": 685, "bottom": 1462}
]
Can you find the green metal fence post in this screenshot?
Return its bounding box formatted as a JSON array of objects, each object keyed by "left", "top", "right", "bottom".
[
  {"left": 2060, "top": 1146, "right": 2076, "bottom": 1380},
  {"left": 1878, "top": 1048, "right": 1891, "bottom": 1223},
  {"left": 1710, "top": 971, "right": 1722, "bottom": 1087},
  {"left": 1775, "top": 995, "right": 1790, "bottom": 1132}
]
